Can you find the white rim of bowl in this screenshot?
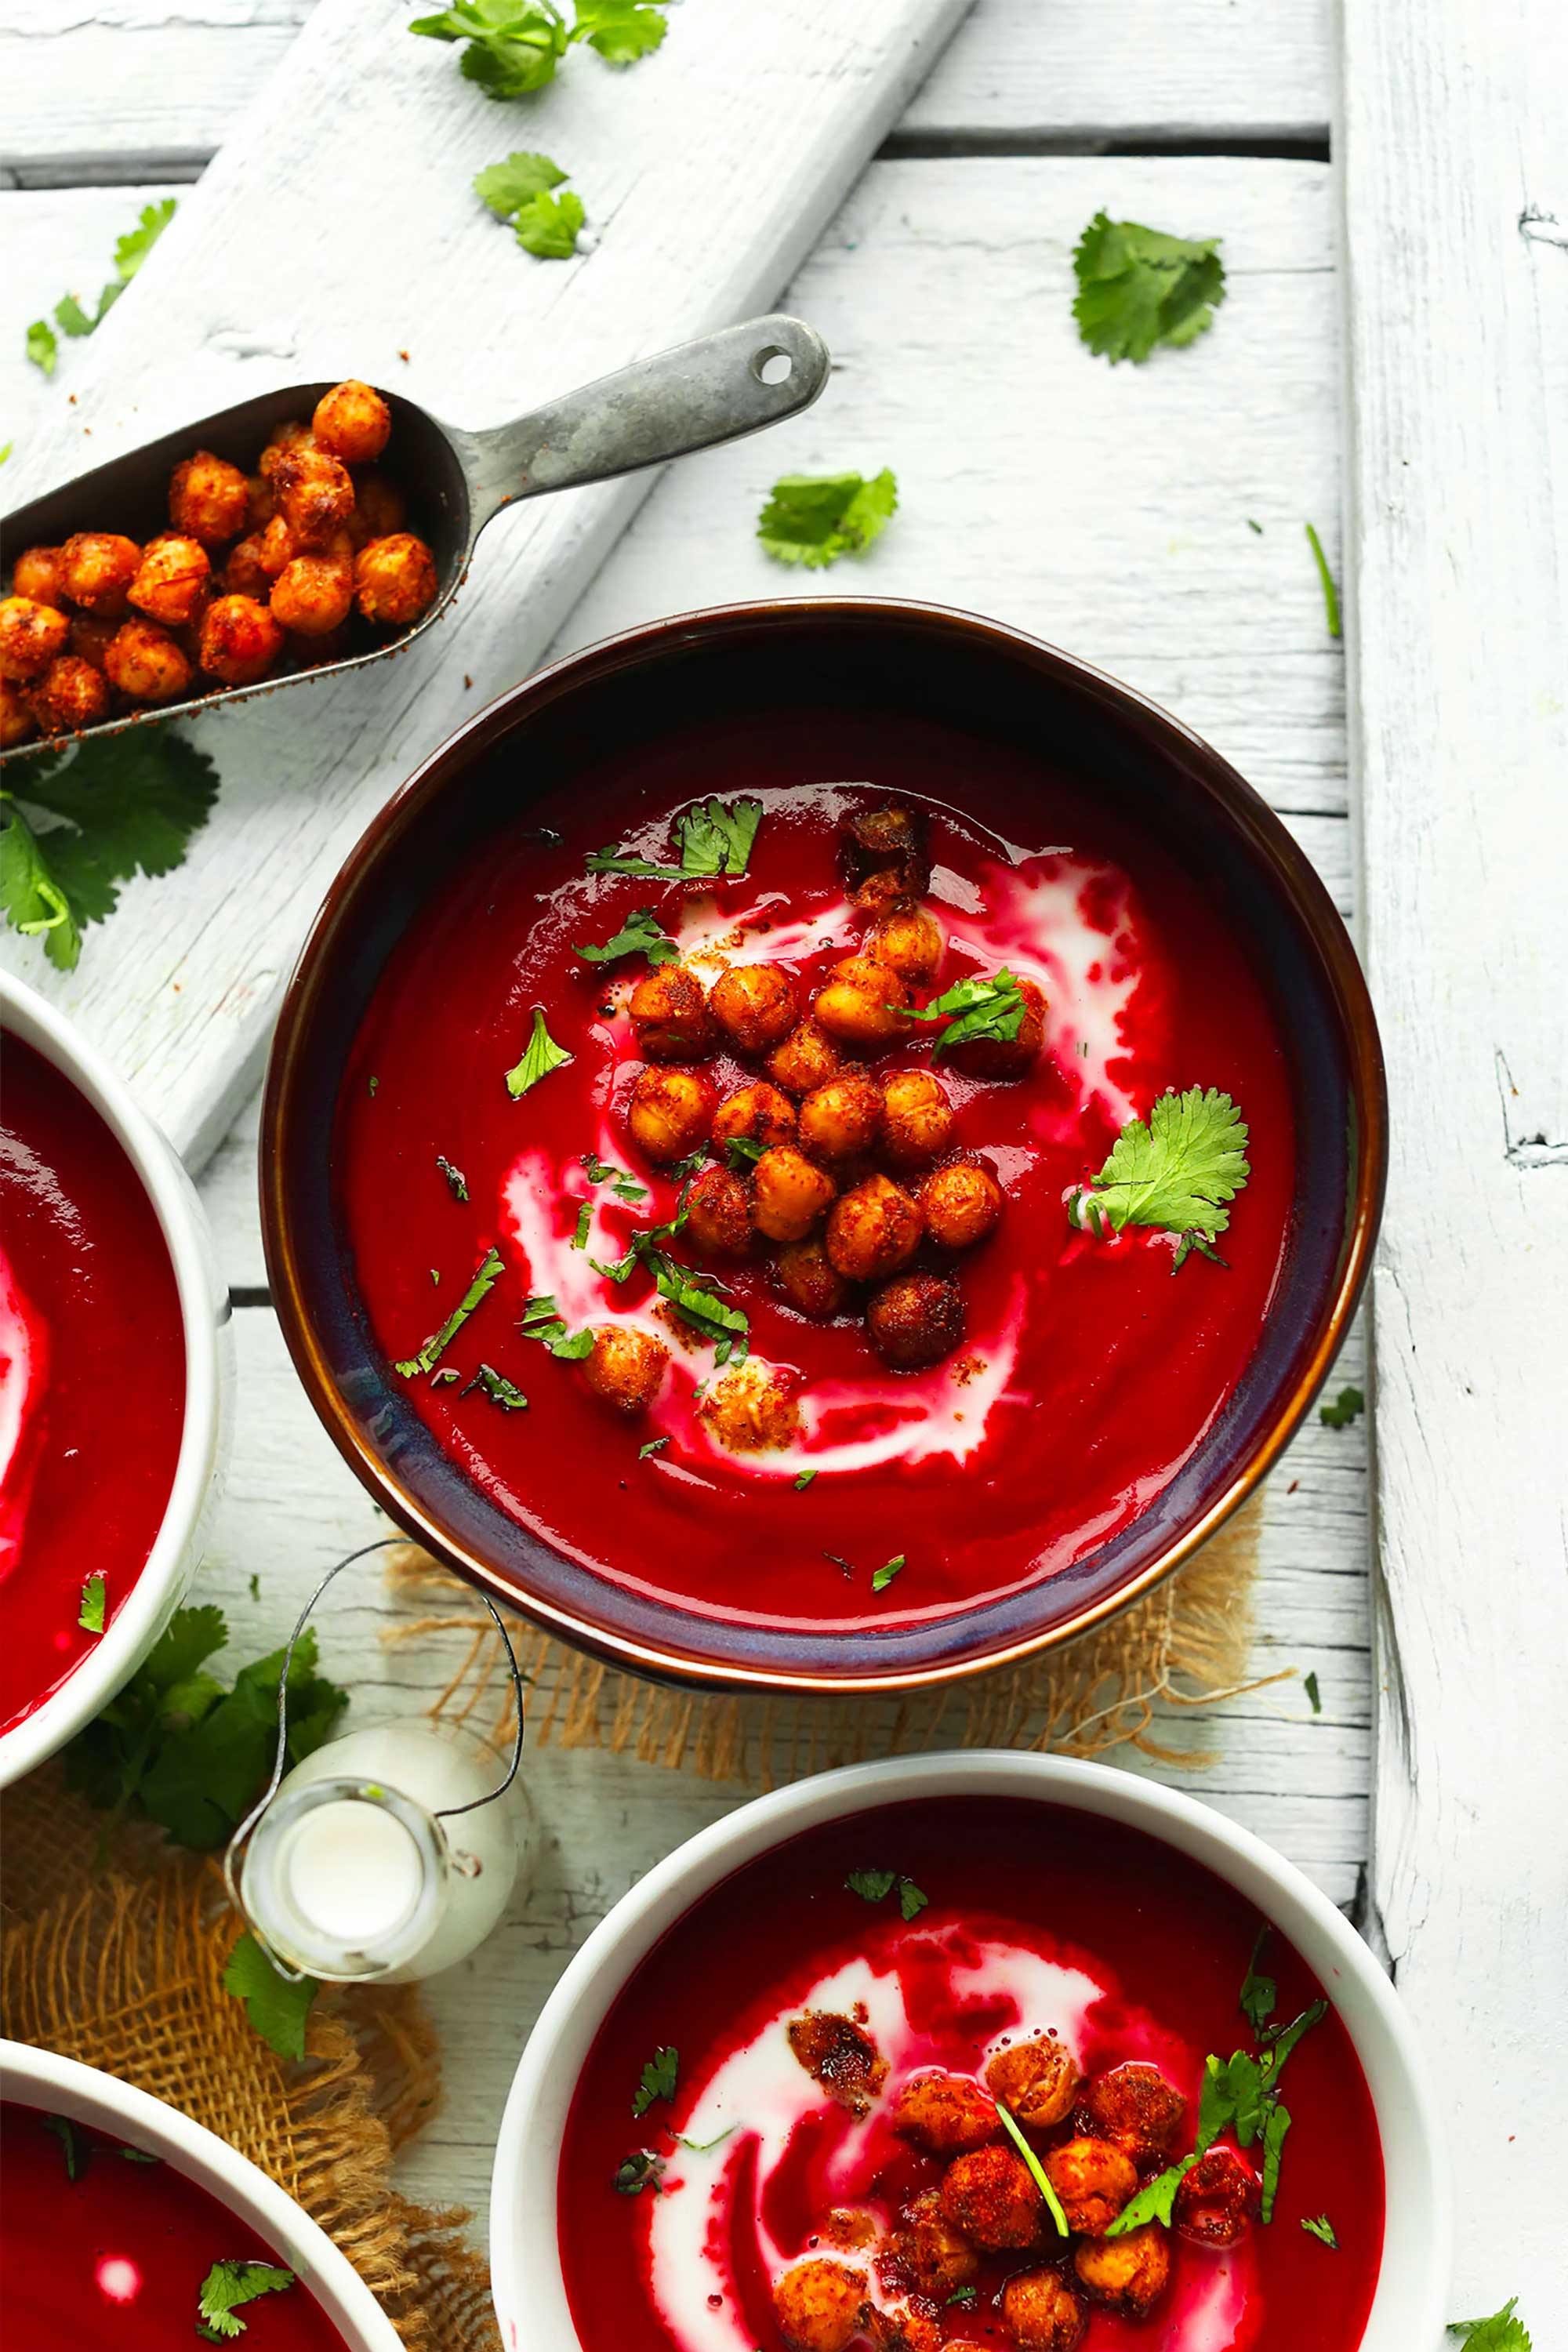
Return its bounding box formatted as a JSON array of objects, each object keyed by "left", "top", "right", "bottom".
[
  {"left": 0, "top": 2039, "right": 403, "bottom": 2350},
  {"left": 0, "top": 971, "right": 226, "bottom": 1785},
  {"left": 491, "top": 1750, "right": 1450, "bottom": 2352}
]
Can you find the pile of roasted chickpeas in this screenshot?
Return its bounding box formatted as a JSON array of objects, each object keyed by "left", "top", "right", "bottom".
[
  {"left": 773, "top": 2024, "right": 1258, "bottom": 2350},
  {"left": 0, "top": 379, "right": 439, "bottom": 746},
  {"left": 618, "top": 801, "right": 1044, "bottom": 1386}
]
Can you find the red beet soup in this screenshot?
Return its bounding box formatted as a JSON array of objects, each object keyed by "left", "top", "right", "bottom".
[
  {"left": 334, "top": 713, "right": 1296, "bottom": 1633},
  {"left": 0, "top": 1036, "right": 185, "bottom": 1731},
  {"left": 557, "top": 1797, "right": 1384, "bottom": 2352},
  {"left": 0, "top": 2100, "right": 347, "bottom": 2347}
]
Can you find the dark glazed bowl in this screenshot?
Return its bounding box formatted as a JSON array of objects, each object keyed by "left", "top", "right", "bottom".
[{"left": 262, "top": 599, "right": 1385, "bottom": 1695}]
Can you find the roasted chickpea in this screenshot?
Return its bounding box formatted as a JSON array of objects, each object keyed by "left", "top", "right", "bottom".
[
  {"left": 629, "top": 965, "right": 716, "bottom": 1063},
  {"left": 60, "top": 532, "right": 141, "bottom": 615},
  {"left": 825, "top": 1174, "right": 923, "bottom": 1283},
  {"left": 259, "top": 513, "right": 297, "bottom": 579},
  {"left": 878, "top": 2310, "right": 944, "bottom": 2352},
  {"left": 1171, "top": 2145, "right": 1258, "bottom": 2248},
  {"left": 814, "top": 953, "right": 911, "bottom": 1051},
  {"left": 1001, "top": 2269, "right": 1087, "bottom": 2352},
  {"left": 169, "top": 450, "right": 250, "bottom": 546},
  {"left": 104, "top": 618, "right": 192, "bottom": 702},
  {"left": 245, "top": 471, "right": 277, "bottom": 532},
  {"left": 69, "top": 612, "right": 118, "bottom": 669},
  {"left": 348, "top": 470, "right": 408, "bottom": 546},
  {"left": 27, "top": 655, "right": 111, "bottom": 735},
  {"left": 128, "top": 535, "right": 211, "bottom": 630},
  {"left": 938, "top": 2145, "right": 1041, "bottom": 2251},
  {"left": 879, "top": 1069, "right": 954, "bottom": 1171},
  {"left": 767, "top": 1018, "right": 844, "bottom": 1098},
  {"left": 945, "top": 974, "right": 1047, "bottom": 1080},
  {"left": 840, "top": 800, "right": 931, "bottom": 901},
  {"left": 985, "top": 2036, "right": 1078, "bottom": 2131},
  {"left": 354, "top": 532, "right": 438, "bottom": 626},
  {"left": 752, "top": 1145, "right": 837, "bottom": 1243},
  {"left": 771, "top": 2257, "right": 865, "bottom": 2352},
  {"left": 312, "top": 378, "right": 392, "bottom": 465},
  {"left": 0, "top": 596, "right": 71, "bottom": 683},
  {"left": 1081, "top": 2063, "right": 1185, "bottom": 2163},
  {"left": 698, "top": 1359, "right": 800, "bottom": 1454},
  {"left": 866, "top": 1274, "right": 964, "bottom": 1370},
  {"left": 273, "top": 445, "right": 355, "bottom": 550},
  {"left": 258, "top": 420, "right": 313, "bottom": 479},
  {"left": 581, "top": 1325, "right": 667, "bottom": 1415},
  {"left": 627, "top": 1066, "right": 717, "bottom": 1163},
  {"left": 1042, "top": 2138, "right": 1138, "bottom": 2237},
  {"left": 894, "top": 2189, "right": 978, "bottom": 2299},
  {"left": 710, "top": 1080, "right": 796, "bottom": 1154},
  {"left": 775, "top": 1235, "right": 849, "bottom": 1320},
  {"left": 920, "top": 1159, "right": 1004, "bottom": 1252},
  {"left": 223, "top": 534, "right": 274, "bottom": 599},
  {"left": 0, "top": 679, "right": 38, "bottom": 748},
  {"left": 708, "top": 959, "right": 798, "bottom": 1054},
  {"left": 893, "top": 2072, "right": 999, "bottom": 2157},
  {"left": 11, "top": 546, "right": 67, "bottom": 609},
  {"left": 798, "top": 1072, "right": 882, "bottom": 1164},
  {"left": 270, "top": 546, "right": 355, "bottom": 637},
  {"left": 198, "top": 594, "right": 285, "bottom": 687},
  {"left": 1073, "top": 2223, "right": 1171, "bottom": 2318},
  {"left": 868, "top": 905, "right": 943, "bottom": 986},
  {"left": 683, "top": 1164, "right": 750, "bottom": 1255}
]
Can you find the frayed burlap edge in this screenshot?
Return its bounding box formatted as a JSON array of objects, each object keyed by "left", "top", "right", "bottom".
[
  {"left": 384, "top": 1488, "right": 1279, "bottom": 1789},
  {"left": 0, "top": 1768, "right": 499, "bottom": 2352}
]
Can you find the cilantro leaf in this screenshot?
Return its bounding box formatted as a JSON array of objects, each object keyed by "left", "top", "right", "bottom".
[
  {"left": 612, "top": 2148, "right": 665, "bottom": 2195},
  {"left": 639, "top": 1434, "right": 670, "bottom": 1457},
  {"left": 78, "top": 1573, "right": 107, "bottom": 1635},
  {"left": 460, "top": 1360, "right": 529, "bottom": 1409},
  {"left": 474, "top": 148, "right": 566, "bottom": 216},
  {"left": 793, "top": 1468, "right": 817, "bottom": 1490},
  {"left": 1258, "top": 2100, "right": 1292, "bottom": 2222},
  {"left": 394, "top": 1245, "right": 504, "bottom": 1377},
  {"left": 42, "top": 2113, "right": 85, "bottom": 2180},
  {"left": 572, "top": 1202, "right": 593, "bottom": 1248},
  {"left": 25, "top": 318, "right": 57, "bottom": 376},
  {"left": 222, "top": 1934, "right": 320, "bottom": 2063},
  {"left": 506, "top": 1008, "right": 572, "bottom": 1098},
  {"left": 898, "top": 1879, "right": 929, "bottom": 1921},
  {"left": 575, "top": 906, "right": 679, "bottom": 966},
  {"left": 570, "top": 0, "right": 668, "bottom": 63},
  {"left": 1239, "top": 1927, "right": 1277, "bottom": 2034},
  {"left": 993, "top": 2101, "right": 1070, "bottom": 2236},
  {"left": 908, "top": 969, "right": 1025, "bottom": 1057},
  {"left": 1104, "top": 2151, "right": 1200, "bottom": 2235},
  {"left": 1319, "top": 1385, "right": 1363, "bottom": 1429},
  {"left": 1072, "top": 210, "right": 1226, "bottom": 364},
  {"left": 673, "top": 796, "right": 763, "bottom": 878},
  {"left": 410, "top": 0, "right": 569, "bottom": 97},
  {"left": 1070, "top": 1087, "right": 1250, "bottom": 1244},
  {"left": 1301, "top": 2213, "right": 1339, "bottom": 2249},
  {"left": 521, "top": 1292, "right": 597, "bottom": 1359},
  {"left": 196, "top": 2257, "right": 296, "bottom": 2339},
  {"left": 29, "top": 201, "right": 175, "bottom": 383},
  {"left": 436, "top": 1152, "right": 470, "bottom": 1201},
  {"left": 757, "top": 469, "right": 898, "bottom": 568},
  {"left": 581, "top": 1152, "right": 648, "bottom": 1203},
  {"left": 872, "top": 1553, "right": 906, "bottom": 1592},
  {"left": 116, "top": 198, "right": 177, "bottom": 280},
  {"left": 56, "top": 289, "right": 118, "bottom": 339},
  {"left": 845, "top": 1868, "right": 898, "bottom": 1904},
  {"left": 674, "top": 2126, "right": 733, "bottom": 2154},
  {"left": 646, "top": 1250, "right": 748, "bottom": 1362},
  {"left": 1305, "top": 522, "right": 1342, "bottom": 640},
  {"left": 1448, "top": 2300, "right": 1533, "bottom": 2351},
  {"left": 516, "top": 187, "right": 586, "bottom": 259},
  {"left": 1304, "top": 1669, "right": 1323, "bottom": 1714},
  {"left": 632, "top": 2044, "right": 678, "bottom": 2116}
]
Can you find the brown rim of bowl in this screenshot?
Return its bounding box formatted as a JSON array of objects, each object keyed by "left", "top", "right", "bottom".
[{"left": 261, "top": 594, "right": 1387, "bottom": 1698}]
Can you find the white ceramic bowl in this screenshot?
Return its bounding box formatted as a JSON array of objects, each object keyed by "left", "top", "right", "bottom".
[
  {"left": 1, "top": 2039, "right": 403, "bottom": 2349},
  {"left": 0, "top": 972, "right": 231, "bottom": 1788},
  {"left": 492, "top": 1751, "right": 1449, "bottom": 2351}
]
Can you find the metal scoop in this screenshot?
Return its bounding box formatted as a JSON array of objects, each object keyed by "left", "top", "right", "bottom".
[{"left": 0, "top": 313, "right": 829, "bottom": 757}]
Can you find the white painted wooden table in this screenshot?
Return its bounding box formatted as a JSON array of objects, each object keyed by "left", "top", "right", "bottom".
[{"left": 3, "top": 1, "right": 1559, "bottom": 2328}]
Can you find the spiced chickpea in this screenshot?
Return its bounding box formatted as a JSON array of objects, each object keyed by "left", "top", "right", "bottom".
[
  {"left": 259, "top": 514, "right": 297, "bottom": 579},
  {"left": 775, "top": 1235, "right": 848, "bottom": 1320},
  {"left": 0, "top": 597, "right": 71, "bottom": 683},
  {"left": 198, "top": 594, "right": 285, "bottom": 687},
  {"left": 893, "top": 2072, "right": 999, "bottom": 2157},
  {"left": 985, "top": 2036, "right": 1078, "bottom": 2131},
  {"left": 60, "top": 532, "right": 141, "bottom": 615},
  {"left": 627, "top": 1066, "right": 716, "bottom": 1163},
  {"left": 880, "top": 2310, "right": 945, "bottom": 2352},
  {"left": 752, "top": 1145, "right": 836, "bottom": 1243},
  {"left": 868, "top": 905, "right": 943, "bottom": 986},
  {"left": 104, "top": 619, "right": 191, "bottom": 703},
  {"left": 354, "top": 532, "right": 438, "bottom": 626},
  {"left": 1171, "top": 2146, "right": 1258, "bottom": 2247},
  {"left": 710, "top": 960, "right": 798, "bottom": 1054},
  {"left": 129, "top": 535, "right": 211, "bottom": 630},
  {"left": 69, "top": 612, "right": 118, "bottom": 669},
  {"left": 771, "top": 2258, "right": 865, "bottom": 2352},
  {"left": 0, "top": 680, "right": 37, "bottom": 749},
  {"left": 1001, "top": 2270, "right": 1088, "bottom": 2352},
  {"left": 699, "top": 1359, "right": 800, "bottom": 1454},
  {"left": 245, "top": 472, "right": 277, "bottom": 532},
  {"left": 880, "top": 1069, "right": 954, "bottom": 1171},
  {"left": 312, "top": 379, "right": 392, "bottom": 466},
  {"left": 581, "top": 1325, "right": 667, "bottom": 1415},
  {"left": 349, "top": 470, "right": 408, "bottom": 545},
  {"left": 27, "top": 656, "right": 111, "bottom": 735},
  {"left": 768, "top": 1018, "right": 844, "bottom": 1098},
  {"left": 865, "top": 1274, "right": 963, "bottom": 1369},
  {"left": 223, "top": 535, "right": 274, "bottom": 599},
  {"left": 711, "top": 1080, "right": 796, "bottom": 1154},
  {"left": 11, "top": 547, "right": 67, "bottom": 609},
  {"left": 895, "top": 2189, "right": 979, "bottom": 2299},
  {"left": 258, "top": 420, "right": 312, "bottom": 479},
  {"left": 1042, "top": 2139, "right": 1138, "bottom": 2237},
  {"left": 825, "top": 1174, "right": 923, "bottom": 1283},
  {"left": 938, "top": 2146, "right": 1041, "bottom": 2251},
  {"left": 1081, "top": 2063, "right": 1185, "bottom": 2163},
  {"left": 946, "top": 975, "right": 1047, "bottom": 1080},
  {"left": 798, "top": 1072, "right": 883, "bottom": 1164},
  {"left": 1073, "top": 2225, "right": 1171, "bottom": 2318},
  {"left": 273, "top": 445, "right": 356, "bottom": 551},
  {"left": 168, "top": 450, "right": 250, "bottom": 546},
  {"left": 270, "top": 544, "right": 355, "bottom": 637},
  {"left": 629, "top": 966, "right": 716, "bottom": 1063},
  {"left": 920, "top": 1159, "right": 1004, "bottom": 1253},
  {"left": 684, "top": 1164, "right": 750, "bottom": 1256},
  {"left": 814, "top": 954, "right": 911, "bottom": 1051}
]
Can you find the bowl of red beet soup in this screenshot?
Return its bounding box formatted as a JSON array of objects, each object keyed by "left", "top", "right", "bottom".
[
  {"left": 263, "top": 599, "right": 1384, "bottom": 1691},
  {"left": 0, "top": 2041, "right": 403, "bottom": 2347},
  {"left": 0, "top": 973, "right": 229, "bottom": 1787},
  {"left": 490, "top": 1753, "right": 1446, "bottom": 2352}
]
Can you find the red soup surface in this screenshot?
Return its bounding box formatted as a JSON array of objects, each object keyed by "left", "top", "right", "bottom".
[
  {"left": 0, "top": 2100, "right": 349, "bottom": 2348},
  {"left": 0, "top": 1035, "right": 185, "bottom": 1731},
  {"left": 336, "top": 713, "right": 1296, "bottom": 1629},
  {"left": 557, "top": 1797, "right": 1384, "bottom": 2352}
]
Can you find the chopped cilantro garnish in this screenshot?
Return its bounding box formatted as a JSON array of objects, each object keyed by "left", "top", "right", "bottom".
[
  {"left": 1319, "top": 1385, "right": 1363, "bottom": 1429},
  {"left": 993, "top": 2100, "right": 1070, "bottom": 2236},
  {"left": 673, "top": 2126, "right": 733, "bottom": 2154},
  {"left": 586, "top": 796, "right": 764, "bottom": 882},
  {"left": 1304, "top": 1670, "right": 1323, "bottom": 1714},
  {"left": 1072, "top": 210, "right": 1225, "bottom": 364},
  {"left": 581, "top": 1151, "right": 648, "bottom": 1203},
  {"left": 515, "top": 187, "right": 586, "bottom": 259},
  {"left": 612, "top": 2148, "right": 666, "bottom": 2196},
  {"left": 1305, "top": 521, "right": 1342, "bottom": 640},
  {"left": 25, "top": 318, "right": 56, "bottom": 377},
  {"left": 1069, "top": 1087, "right": 1249, "bottom": 1247},
  {"left": 1448, "top": 2299, "right": 1533, "bottom": 2350},
  {"left": 1101, "top": 2153, "right": 1199, "bottom": 2234},
  {"left": 872, "top": 1553, "right": 906, "bottom": 1592},
  {"left": 575, "top": 906, "right": 679, "bottom": 966},
  {"left": 368, "top": 1075, "right": 379, "bottom": 1097},
  {"left": 632, "top": 2044, "right": 678, "bottom": 2116},
  {"left": 195, "top": 2258, "right": 296, "bottom": 2339},
  {"left": 647, "top": 1252, "right": 749, "bottom": 1363},
  {"left": 78, "top": 1573, "right": 107, "bottom": 1635},
  {"left": 639, "top": 1435, "right": 670, "bottom": 1458},
  {"left": 436, "top": 1152, "right": 469, "bottom": 1201},
  {"left": 899, "top": 1879, "right": 929, "bottom": 1921},
  {"left": 223, "top": 1933, "right": 320, "bottom": 2062},
  {"left": 505, "top": 1008, "right": 572, "bottom": 1098},
  {"left": 1301, "top": 2213, "right": 1339, "bottom": 2249},
  {"left": 793, "top": 1468, "right": 818, "bottom": 1490},
  {"left": 394, "top": 1246, "right": 504, "bottom": 1377},
  {"left": 572, "top": 1203, "right": 593, "bottom": 1249},
  {"left": 460, "top": 1361, "right": 529, "bottom": 1410},
  {"left": 1239, "top": 1927, "right": 1276, "bottom": 2034},
  {"left": 946, "top": 2285, "right": 978, "bottom": 2308},
  {"left": 845, "top": 1868, "right": 898, "bottom": 1903},
  {"left": 41, "top": 2114, "right": 85, "bottom": 2180},
  {"left": 724, "top": 1133, "right": 767, "bottom": 1169},
  {"left": 908, "top": 969, "right": 1025, "bottom": 1057},
  {"left": 474, "top": 148, "right": 566, "bottom": 216},
  {"left": 520, "top": 1293, "right": 596, "bottom": 1359},
  {"left": 757, "top": 470, "right": 898, "bottom": 568}
]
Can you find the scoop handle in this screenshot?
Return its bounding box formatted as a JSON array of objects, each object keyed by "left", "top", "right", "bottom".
[{"left": 460, "top": 314, "right": 830, "bottom": 528}]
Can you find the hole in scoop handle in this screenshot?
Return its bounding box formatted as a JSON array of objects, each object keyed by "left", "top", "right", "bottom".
[{"left": 463, "top": 314, "right": 830, "bottom": 527}]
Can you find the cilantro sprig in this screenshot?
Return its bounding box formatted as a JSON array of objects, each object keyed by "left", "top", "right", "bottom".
[
  {"left": 223, "top": 1933, "right": 320, "bottom": 2062},
  {"left": 1448, "top": 2299, "right": 1533, "bottom": 2351},
  {"left": 632, "top": 2044, "right": 678, "bottom": 2117},
  {"left": 582, "top": 1151, "right": 648, "bottom": 1203},
  {"left": 845, "top": 1867, "right": 927, "bottom": 1919},
  {"left": 612, "top": 2148, "right": 666, "bottom": 2195},
  {"left": 1068, "top": 1087, "right": 1249, "bottom": 1254},
  {"left": 196, "top": 2259, "right": 296, "bottom": 2341},
  {"left": 78, "top": 1573, "right": 107, "bottom": 1635},
  {"left": 1301, "top": 2213, "right": 1339, "bottom": 2249},
  {"left": 461, "top": 1361, "right": 529, "bottom": 1409},
  {"left": 394, "top": 1245, "right": 504, "bottom": 1377},
  {"left": 25, "top": 198, "right": 176, "bottom": 380},
  {"left": 521, "top": 1292, "right": 596, "bottom": 1359},
  {"left": 575, "top": 906, "right": 678, "bottom": 966},
  {"left": 506, "top": 1008, "right": 573, "bottom": 1098},
  {"left": 1320, "top": 1385, "right": 1363, "bottom": 1429},
  {"left": 587, "top": 796, "right": 763, "bottom": 883},
  {"left": 410, "top": 1, "right": 667, "bottom": 100},
  {"left": 908, "top": 969, "right": 1025, "bottom": 1058},
  {"left": 1072, "top": 210, "right": 1225, "bottom": 364},
  {"left": 757, "top": 469, "right": 897, "bottom": 568}
]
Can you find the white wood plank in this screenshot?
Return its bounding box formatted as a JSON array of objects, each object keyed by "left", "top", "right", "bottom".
[
  {"left": 1340, "top": 0, "right": 1568, "bottom": 2318},
  {"left": 0, "top": 0, "right": 971, "bottom": 1171},
  {"left": 0, "top": 0, "right": 1332, "bottom": 180}
]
